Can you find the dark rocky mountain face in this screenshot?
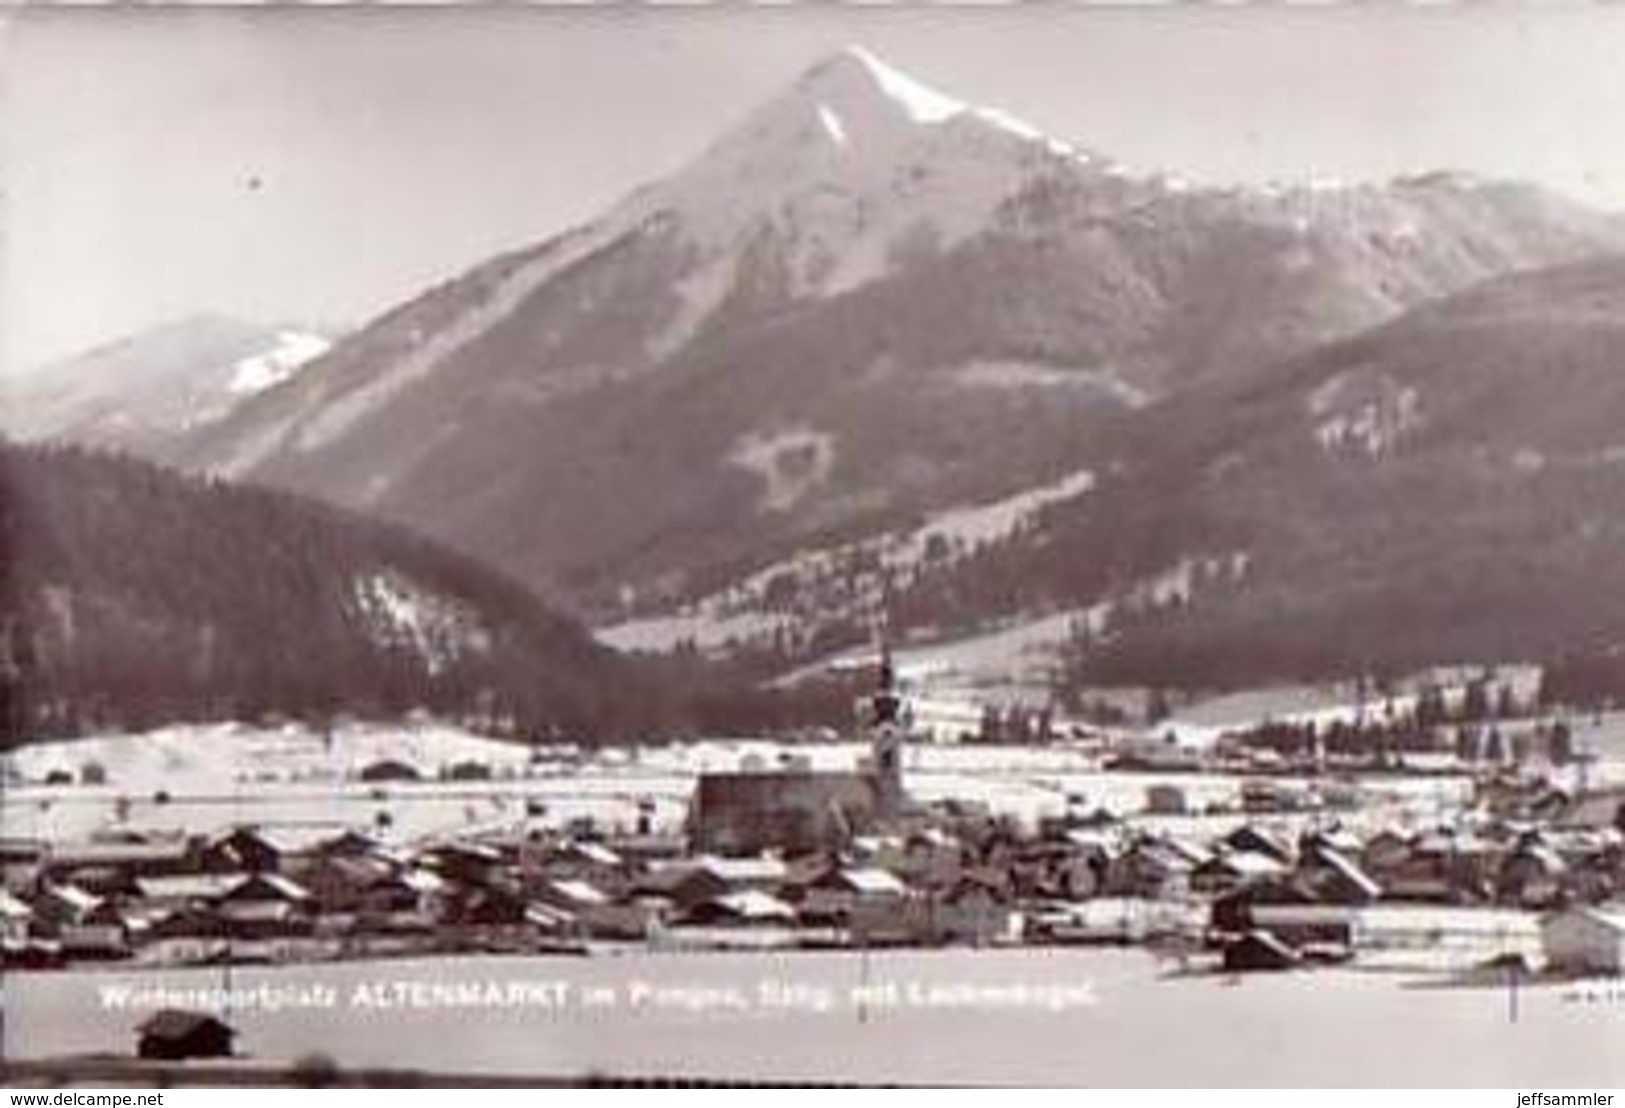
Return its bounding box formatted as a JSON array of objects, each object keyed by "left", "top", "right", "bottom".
[
  {"left": 149, "top": 51, "right": 1625, "bottom": 623},
  {"left": 957, "top": 254, "right": 1625, "bottom": 688},
  {"left": 0, "top": 442, "right": 719, "bottom": 744}
]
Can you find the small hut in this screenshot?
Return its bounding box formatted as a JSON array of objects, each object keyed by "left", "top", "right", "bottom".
[
  {"left": 1221, "top": 929, "right": 1299, "bottom": 972},
  {"left": 136, "top": 1009, "right": 236, "bottom": 1060}
]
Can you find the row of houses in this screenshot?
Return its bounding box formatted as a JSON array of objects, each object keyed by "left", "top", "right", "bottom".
[{"left": 4, "top": 789, "right": 1622, "bottom": 971}]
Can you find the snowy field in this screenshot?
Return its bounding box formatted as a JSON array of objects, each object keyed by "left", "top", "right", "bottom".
[
  {"left": 597, "top": 468, "right": 1096, "bottom": 656},
  {"left": 7, "top": 947, "right": 1622, "bottom": 1085},
  {"left": 2, "top": 721, "right": 1474, "bottom": 847}
]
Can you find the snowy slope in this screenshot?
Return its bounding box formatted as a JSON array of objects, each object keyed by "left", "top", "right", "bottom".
[
  {"left": 161, "top": 48, "right": 1625, "bottom": 645},
  {"left": 3, "top": 315, "right": 332, "bottom": 455}
]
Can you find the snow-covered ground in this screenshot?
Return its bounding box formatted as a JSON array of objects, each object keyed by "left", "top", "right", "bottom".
[
  {"left": 226, "top": 330, "right": 331, "bottom": 395},
  {"left": 598, "top": 468, "right": 1096, "bottom": 656},
  {"left": 1, "top": 721, "right": 1475, "bottom": 848}
]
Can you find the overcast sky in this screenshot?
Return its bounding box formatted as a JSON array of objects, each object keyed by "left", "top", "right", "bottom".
[{"left": 7, "top": 4, "right": 1625, "bottom": 374}]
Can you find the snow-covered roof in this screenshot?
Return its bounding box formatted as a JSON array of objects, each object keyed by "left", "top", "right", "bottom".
[
  {"left": 696, "top": 856, "right": 789, "bottom": 883},
  {"left": 1215, "top": 851, "right": 1287, "bottom": 878},
  {"left": 710, "top": 890, "right": 796, "bottom": 921},
  {"left": 232, "top": 873, "right": 310, "bottom": 902},
  {"left": 396, "top": 868, "right": 447, "bottom": 895},
  {"left": 45, "top": 884, "right": 102, "bottom": 913},
  {"left": 547, "top": 879, "right": 609, "bottom": 907},
  {"left": 563, "top": 841, "right": 622, "bottom": 868},
  {"left": 136, "top": 874, "right": 247, "bottom": 902},
  {"left": 1313, "top": 849, "right": 1383, "bottom": 899},
  {"left": 835, "top": 868, "right": 907, "bottom": 896}
]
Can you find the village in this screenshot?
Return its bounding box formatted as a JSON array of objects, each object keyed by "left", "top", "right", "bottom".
[{"left": 4, "top": 658, "right": 1624, "bottom": 1024}]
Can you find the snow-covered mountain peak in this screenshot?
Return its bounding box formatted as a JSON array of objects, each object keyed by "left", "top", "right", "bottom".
[
  {"left": 617, "top": 47, "right": 1103, "bottom": 298},
  {"left": 805, "top": 46, "right": 965, "bottom": 127}
]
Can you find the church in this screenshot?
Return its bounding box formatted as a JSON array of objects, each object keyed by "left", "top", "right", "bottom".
[{"left": 687, "top": 650, "right": 911, "bottom": 855}]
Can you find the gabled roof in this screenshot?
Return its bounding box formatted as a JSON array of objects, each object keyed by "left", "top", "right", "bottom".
[
  {"left": 139, "top": 1009, "right": 235, "bottom": 1040},
  {"left": 525, "top": 901, "right": 577, "bottom": 929},
  {"left": 695, "top": 856, "right": 789, "bottom": 884},
  {"left": 559, "top": 841, "right": 622, "bottom": 868},
  {"left": 1203, "top": 850, "right": 1287, "bottom": 879},
  {"left": 545, "top": 879, "right": 609, "bottom": 907},
  {"left": 0, "top": 889, "right": 34, "bottom": 919},
  {"left": 703, "top": 890, "right": 796, "bottom": 921},
  {"left": 227, "top": 873, "right": 310, "bottom": 902},
  {"left": 395, "top": 868, "right": 447, "bottom": 895},
  {"left": 1223, "top": 825, "right": 1295, "bottom": 862},
  {"left": 1508, "top": 844, "right": 1568, "bottom": 875},
  {"left": 311, "top": 855, "right": 396, "bottom": 887},
  {"left": 907, "top": 827, "right": 959, "bottom": 849},
  {"left": 1306, "top": 827, "right": 1364, "bottom": 856},
  {"left": 827, "top": 867, "right": 907, "bottom": 896},
  {"left": 43, "top": 883, "right": 101, "bottom": 913},
  {"left": 136, "top": 874, "right": 248, "bottom": 902},
  {"left": 1063, "top": 828, "right": 1123, "bottom": 855},
  {"left": 1311, "top": 848, "right": 1383, "bottom": 901},
  {"left": 48, "top": 839, "right": 192, "bottom": 867}
]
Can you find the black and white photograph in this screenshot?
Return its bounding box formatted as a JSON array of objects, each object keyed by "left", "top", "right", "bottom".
[{"left": 2, "top": 2, "right": 1624, "bottom": 1090}]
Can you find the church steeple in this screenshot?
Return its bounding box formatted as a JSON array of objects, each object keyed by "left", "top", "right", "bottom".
[{"left": 869, "top": 641, "right": 907, "bottom": 814}]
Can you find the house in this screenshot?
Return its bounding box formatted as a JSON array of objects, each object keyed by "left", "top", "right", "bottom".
[
  {"left": 145, "top": 904, "right": 225, "bottom": 941},
  {"left": 642, "top": 856, "right": 790, "bottom": 912},
  {"left": 31, "top": 883, "right": 102, "bottom": 933},
  {"left": 0, "top": 889, "right": 33, "bottom": 945},
  {"left": 302, "top": 855, "right": 399, "bottom": 915},
  {"left": 932, "top": 870, "right": 1017, "bottom": 946},
  {"left": 530, "top": 877, "right": 636, "bottom": 937},
  {"left": 135, "top": 874, "right": 250, "bottom": 910},
  {"left": 1360, "top": 828, "right": 1415, "bottom": 876},
  {"left": 44, "top": 835, "right": 196, "bottom": 882},
  {"left": 136, "top": 1009, "right": 235, "bottom": 1060},
  {"left": 60, "top": 899, "right": 138, "bottom": 959},
  {"left": 1210, "top": 878, "right": 1320, "bottom": 935},
  {"left": 1053, "top": 830, "right": 1120, "bottom": 899},
  {"left": 421, "top": 842, "right": 507, "bottom": 887},
  {"left": 1240, "top": 780, "right": 1312, "bottom": 814},
  {"left": 1497, "top": 842, "right": 1569, "bottom": 908},
  {"left": 533, "top": 877, "right": 611, "bottom": 922},
  {"left": 199, "top": 827, "right": 284, "bottom": 874},
  {"left": 314, "top": 829, "right": 392, "bottom": 860},
  {"left": 367, "top": 868, "right": 446, "bottom": 917},
  {"left": 528, "top": 839, "right": 624, "bottom": 879},
  {"left": 0, "top": 837, "right": 45, "bottom": 868},
  {"left": 1300, "top": 847, "right": 1383, "bottom": 904},
  {"left": 1222, "top": 929, "right": 1300, "bottom": 972},
  {"left": 1107, "top": 837, "right": 1195, "bottom": 899},
  {"left": 221, "top": 873, "right": 310, "bottom": 907},
  {"left": 1143, "top": 784, "right": 1188, "bottom": 816},
  {"left": 358, "top": 759, "right": 422, "bottom": 783},
  {"left": 1244, "top": 901, "right": 1357, "bottom": 949},
  {"left": 1381, "top": 829, "right": 1499, "bottom": 903},
  {"left": 1190, "top": 850, "right": 1288, "bottom": 896},
  {"left": 896, "top": 828, "right": 964, "bottom": 890},
  {"left": 1541, "top": 905, "right": 1625, "bottom": 976},
  {"left": 1301, "top": 826, "right": 1364, "bottom": 858},
  {"left": 681, "top": 889, "right": 797, "bottom": 927},
  {"left": 795, "top": 866, "right": 908, "bottom": 924},
  {"left": 1223, "top": 826, "right": 1295, "bottom": 865},
  {"left": 215, "top": 873, "right": 312, "bottom": 938}
]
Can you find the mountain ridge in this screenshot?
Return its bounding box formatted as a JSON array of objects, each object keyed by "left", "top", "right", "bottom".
[{"left": 30, "top": 50, "right": 1625, "bottom": 647}]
